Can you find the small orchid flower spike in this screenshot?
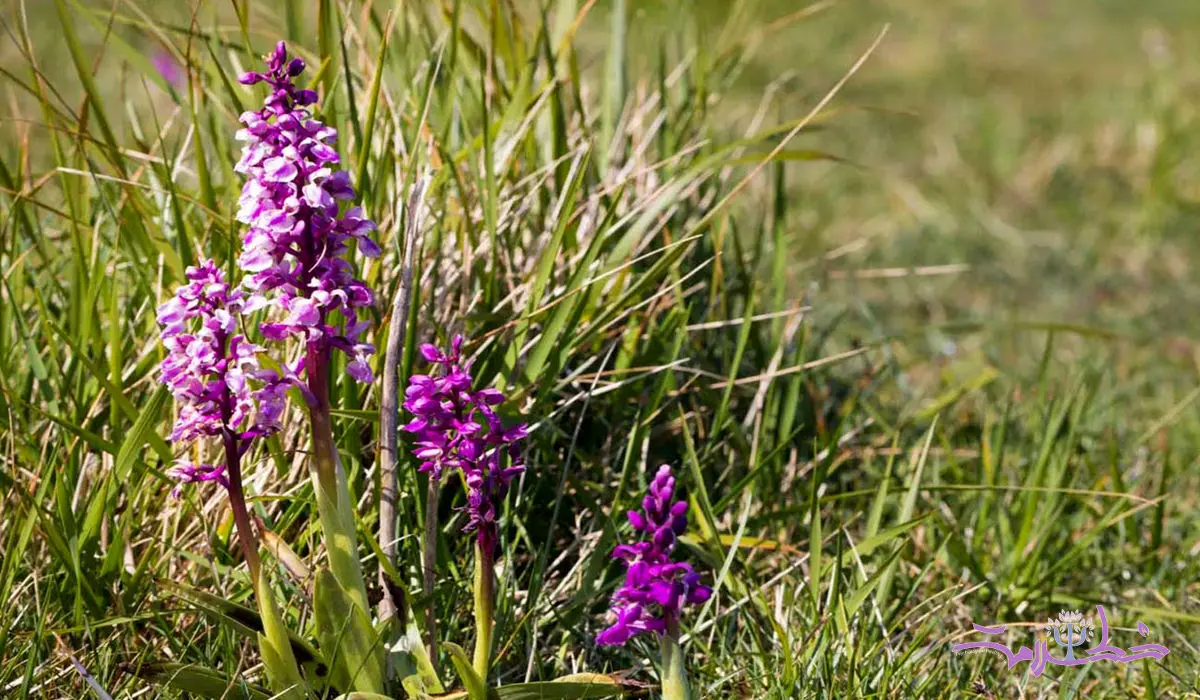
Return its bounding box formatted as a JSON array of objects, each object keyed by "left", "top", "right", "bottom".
[
  {"left": 597, "top": 465, "right": 711, "bottom": 700},
  {"left": 403, "top": 335, "right": 528, "bottom": 679},
  {"left": 403, "top": 335, "right": 528, "bottom": 554},
  {"left": 157, "top": 259, "right": 295, "bottom": 499},
  {"left": 597, "top": 465, "right": 712, "bottom": 646}
]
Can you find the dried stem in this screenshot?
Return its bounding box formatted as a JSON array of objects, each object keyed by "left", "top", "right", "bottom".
[{"left": 378, "top": 175, "right": 427, "bottom": 626}]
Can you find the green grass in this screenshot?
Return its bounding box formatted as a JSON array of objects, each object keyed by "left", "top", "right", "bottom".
[{"left": 1, "top": 0, "right": 1198, "bottom": 698}]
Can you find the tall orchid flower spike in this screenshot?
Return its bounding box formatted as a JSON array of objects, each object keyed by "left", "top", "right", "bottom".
[
  {"left": 404, "top": 335, "right": 528, "bottom": 681},
  {"left": 159, "top": 259, "right": 308, "bottom": 697},
  {"left": 235, "top": 41, "right": 378, "bottom": 384},
  {"left": 235, "top": 40, "right": 379, "bottom": 620},
  {"left": 597, "top": 465, "right": 712, "bottom": 700},
  {"left": 233, "top": 42, "right": 388, "bottom": 696},
  {"left": 157, "top": 259, "right": 297, "bottom": 577}
]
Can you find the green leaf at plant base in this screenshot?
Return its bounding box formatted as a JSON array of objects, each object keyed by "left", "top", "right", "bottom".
[
  {"left": 493, "top": 674, "right": 626, "bottom": 699},
  {"left": 159, "top": 579, "right": 328, "bottom": 684},
  {"left": 259, "top": 632, "right": 308, "bottom": 700},
  {"left": 426, "top": 669, "right": 625, "bottom": 700},
  {"left": 133, "top": 662, "right": 271, "bottom": 699},
  {"left": 256, "top": 569, "right": 307, "bottom": 699},
  {"left": 442, "top": 642, "right": 487, "bottom": 700},
  {"left": 362, "top": 523, "right": 444, "bottom": 692},
  {"left": 393, "top": 613, "right": 445, "bottom": 694},
  {"left": 402, "top": 674, "right": 437, "bottom": 700},
  {"left": 314, "top": 568, "right": 388, "bottom": 694}
]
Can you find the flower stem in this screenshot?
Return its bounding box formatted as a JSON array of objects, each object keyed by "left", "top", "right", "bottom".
[
  {"left": 472, "top": 539, "right": 494, "bottom": 682},
  {"left": 222, "top": 427, "right": 261, "bottom": 585},
  {"left": 306, "top": 344, "right": 371, "bottom": 615},
  {"left": 659, "top": 627, "right": 692, "bottom": 700},
  {"left": 423, "top": 475, "right": 440, "bottom": 668},
  {"left": 216, "top": 328, "right": 259, "bottom": 586}
]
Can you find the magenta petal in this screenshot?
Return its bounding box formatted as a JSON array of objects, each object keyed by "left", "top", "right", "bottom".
[
  {"left": 347, "top": 359, "right": 373, "bottom": 383},
  {"left": 419, "top": 344, "right": 442, "bottom": 363},
  {"left": 401, "top": 417, "right": 428, "bottom": 432}
]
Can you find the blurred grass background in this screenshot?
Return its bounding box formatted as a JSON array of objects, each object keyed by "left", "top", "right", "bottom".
[
  {"left": 676, "top": 0, "right": 1200, "bottom": 430},
  {"left": 1, "top": 0, "right": 1198, "bottom": 697},
  {"left": 684, "top": 0, "right": 1200, "bottom": 354}
]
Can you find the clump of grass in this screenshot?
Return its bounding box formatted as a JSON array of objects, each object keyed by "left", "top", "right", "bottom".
[{"left": 0, "top": 1, "right": 1197, "bottom": 698}]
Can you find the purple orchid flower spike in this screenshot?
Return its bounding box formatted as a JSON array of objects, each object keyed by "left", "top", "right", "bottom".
[
  {"left": 157, "top": 259, "right": 295, "bottom": 499},
  {"left": 157, "top": 259, "right": 302, "bottom": 585},
  {"left": 402, "top": 335, "right": 528, "bottom": 552},
  {"left": 403, "top": 335, "right": 528, "bottom": 679},
  {"left": 233, "top": 43, "right": 386, "bottom": 648},
  {"left": 234, "top": 41, "right": 378, "bottom": 385},
  {"left": 597, "top": 465, "right": 712, "bottom": 647},
  {"left": 222, "top": 42, "right": 388, "bottom": 694}
]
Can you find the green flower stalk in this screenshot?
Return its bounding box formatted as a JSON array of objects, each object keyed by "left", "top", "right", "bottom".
[
  {"left": 305, "top": 347, "right": 372, "bottom": 613},
  {"left": 472, "top": 540, "right": 495, "bottom": 680},
  {"left": 659, "top": 626, "right": 690, "bottom": 700}
]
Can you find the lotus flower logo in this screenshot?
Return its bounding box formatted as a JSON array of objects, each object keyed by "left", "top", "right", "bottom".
[{"left": 1045, "top": 609, "right": 1096, "bottom": 660}]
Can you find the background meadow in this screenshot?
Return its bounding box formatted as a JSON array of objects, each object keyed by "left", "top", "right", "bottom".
[{"left": 1, "top": 0, "right": 1198, "bottom": 697}]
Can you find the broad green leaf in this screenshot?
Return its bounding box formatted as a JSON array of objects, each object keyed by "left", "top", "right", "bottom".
[
  {"left": 256, "top": 570, "right": 307, "bottom": 699},
  {"left": 493, "top": 674, "right": 626, "bottom": 699},
  {"left": 258, "top": 632, "right": 308, "bottom": 700},
  {"left": 442, "top": 642, "right": 487, "bottom": 700},
  {"left": 314, "top": 568, "right": 387, "bottom": 694},
  {"left": 135, "top": 662, "right": 270, "bottom": 699}
]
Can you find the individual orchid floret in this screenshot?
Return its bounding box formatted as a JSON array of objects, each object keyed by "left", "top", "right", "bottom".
[
  {"left": 596, "top": 465, "right": 712, "bottom": 646},
  {"left": 156, "top": 259, "right": 296, "bottom": 496},
  {"left": 402, "top": 335, "right": 528, "bottom": 551},
  {"left": 233, "top": 41, "right": 378, "bottom": 384},
  {"left": 167, "top": 462, "right": 229, "bottom": 500}
]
